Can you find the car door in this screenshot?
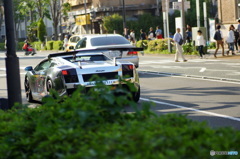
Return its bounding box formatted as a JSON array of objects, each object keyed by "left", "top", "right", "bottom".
[{"left": 32, "top": 60, "right": 51, "bottom": 97}]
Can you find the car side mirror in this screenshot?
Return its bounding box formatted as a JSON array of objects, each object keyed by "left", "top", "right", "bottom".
[
  {"left": 69, "top": 46, "right": 74, "bottom": 50},
  {"left": 24, "top": 66, "right": 33, "bottom": 71}
]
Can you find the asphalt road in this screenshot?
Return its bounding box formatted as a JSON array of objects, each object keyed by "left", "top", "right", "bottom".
[{"left": 0, "top": 51, "right": 240, "bottom": 129}]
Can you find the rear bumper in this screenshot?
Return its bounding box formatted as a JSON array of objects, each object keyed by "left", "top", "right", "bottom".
[
  {"left": 66, "top": 83, "right": 140, "bottom": 96},
  {"left": 117, "top": 56, "right": 139, "bottom": 68}
]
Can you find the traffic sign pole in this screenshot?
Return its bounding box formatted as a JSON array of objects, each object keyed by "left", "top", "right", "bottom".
[
  {"left": 196, "top": 0, "right": 200, "bottom": 27},
  {"left": 3, "top": 0, "right": 22, "bottom": 109},
  {"left": 181, "top": 0, "right": 186, "bottom": 41}
]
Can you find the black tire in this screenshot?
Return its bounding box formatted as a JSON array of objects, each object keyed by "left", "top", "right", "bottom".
[
  {"left": 25, "top": 77, "right": 33, "bottom": 102},
  {"left": 133, "top": 86, "right": 140, "bottom": 103}
]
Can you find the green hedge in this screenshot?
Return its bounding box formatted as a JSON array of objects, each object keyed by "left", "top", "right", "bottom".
[
  {"left": 17, "top": 42, "right": 25, "bottom": 50},
  {"left": 53, "top": 40, "right": 63, "bottom": 50},
  {"left": 0, "top": 83, "right": 239, "bottom": 158},
  {"left": 46, "top": 41, "right": 54, "bottom": 50},
  {"left": 0, "top": 43, "right": 5, "bottom": 50},
  {"left": 147, "top": 39, "right": 170, "bottom": 52},
  {"left": 0, "top": 42, "right": 25, "bottom": 51},
  {"left": 31, "top": 41, "right": 43, "bottom": 51},
  {"left": 136, "top": 40, "right": 148, "bottom": 50}
]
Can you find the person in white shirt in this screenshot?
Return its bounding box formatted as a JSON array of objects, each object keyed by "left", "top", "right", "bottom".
[
  {"left": 196, "top": 30, "right": 205, "bottom": 59},
  {"left": 226, "top": 25, "right": 235, "bottom": 55},
  {"left": 173, "top": 28, "right": 187, "bottom": 62},
  {"left": 63, "top": 35, "right": 68, "bottom": 51},
  {"left": 129, "top": 29, "right": 136, "bottom": 46}
]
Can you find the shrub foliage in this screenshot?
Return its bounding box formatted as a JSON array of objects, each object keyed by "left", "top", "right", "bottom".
[
  {"left": 37, "top": 18, "right": 47, "bottom": 43},
  {"left": 0, "top": 82, "right": 239, "bottom": 158}
]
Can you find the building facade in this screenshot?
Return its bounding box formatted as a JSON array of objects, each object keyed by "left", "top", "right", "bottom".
[
  {"left": 217, "top": 0, "right": 240, "bottom": 38},
  {"left": 64, "top": 0, "right": 158, "bottom": 34}
]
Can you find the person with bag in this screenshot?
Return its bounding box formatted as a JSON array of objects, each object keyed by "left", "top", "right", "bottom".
[
  {"left": 196, "top": 30, "right": 206, "bottom": 59},
  {"left": 173, "top": 28, "right": 187, "bottom": 62},
  {"left": 214, "top": 25, "right": 225, "bottom": 57},
  {"left": 226, "top": 25, "right": 236, "bottom": 56}
]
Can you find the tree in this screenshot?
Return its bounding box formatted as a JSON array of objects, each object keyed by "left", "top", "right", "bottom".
[
  {"left": 13, "top": 0, "right": 27, "bottom": 41},
  {"left": 36, "top": 0, "right": 51, "bottom": 19},
  {"left": 48, "top": 0, "right": 70, "bottom": 40},
  {"left": 37, "top": 18, "right": 47, "bottom": 43},
  {"left": 103, "top": 14, "right": 123, "bottom": 34}
]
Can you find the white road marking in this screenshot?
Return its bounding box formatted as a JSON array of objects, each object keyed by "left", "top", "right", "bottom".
[
  {"left": 140, "top": 71, "right": 240, "bottom": 85},
  {"left": 140, "top": 97, "right": 240, "bottom": 122},
  {"left": 199, "top": 67, "right": 206, "bottom": 72}
]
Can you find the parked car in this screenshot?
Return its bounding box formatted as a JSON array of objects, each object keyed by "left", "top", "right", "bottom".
[
  {"left": 69, "top": 34, "right": 143, "bottom": 68},
  {"left": 24, "top": 49, "right": 140, "bottom": 103},
  {"left": 65, "top": 34, "right": 88, "bottom": 52}
]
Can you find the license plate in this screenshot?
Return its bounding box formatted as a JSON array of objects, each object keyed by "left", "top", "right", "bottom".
[{"left": 109, "top": 51, "right": 121, "bottom": 57}]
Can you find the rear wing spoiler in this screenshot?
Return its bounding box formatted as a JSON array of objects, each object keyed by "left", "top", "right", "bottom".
[{"left": 48, "top": 47, "right": 144, "bottom": 59}]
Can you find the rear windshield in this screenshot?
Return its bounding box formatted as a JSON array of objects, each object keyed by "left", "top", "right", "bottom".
[{"left": 90, "top": 36, "right": 130, "bottom": 46}]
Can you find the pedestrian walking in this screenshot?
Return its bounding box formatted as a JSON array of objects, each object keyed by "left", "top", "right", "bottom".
[
  {"left": 63, "top": 35, "right": 68, "bottom": 51},
  {"left": 51, "top": 34, "right": 55, "bottom": 41},
  {"left": 232, "top": 25, "right": 239, "bottom": 52},
  {"left": 196, "top": 30, "right": 205, "bottom": 59},
  {"left": 129, "top": 29, "right": 136, "bottom": 46},
  {"left": 155, "top": 26, "right": 163, "bottom": 39},
  {"left": 148, "top": 27, "right": 155, "bottom": 40},
  {"left": 173, "top": 28, "right": 187, "bottom": 62},
  {"left": 124, "top": 27, "right": 130, "bottom": 40},
  {"left": 214, "top": 25, "right": 225, "bottom": 58},
  {"left": 237, "top": 20, "right": 240, "bottom": 32},
  {"left": 186, "top": 24, "right": 192, "bottom": 43},
  {"left": 226, "top": 25, "right": 235, "bottom": 55},
  {"left": 140, "top": 29, "right": 147, "bottom": 40}
]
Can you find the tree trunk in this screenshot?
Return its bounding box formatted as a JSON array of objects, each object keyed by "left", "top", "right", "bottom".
[{"left": 54, "top": 22, "right": 58, "bottom": 40}]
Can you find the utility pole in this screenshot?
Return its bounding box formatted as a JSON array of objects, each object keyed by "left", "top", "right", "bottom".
[
  {"left": 84, "top": 0, "right": 89, "bottom": 33},
  {"left": 4, "top": 0, "right": 22, "bottom": 108},
  {"left": 181, "top": 0, "right": 186, "bottom": 41},
  {"left": 203, "top": 2, "right": 208, "bottom": 41},
  {"left": 122, "top": 0, "right": 126, "bottom": 29},
  {"left": 196, "top": 0, "right": 200, "bottom": 27},
  {"left": 156, "top": 0, "right": 160, "bottom": 16},
  {"left": 166, "top": 0, "right": 171, "bottom": 52}
]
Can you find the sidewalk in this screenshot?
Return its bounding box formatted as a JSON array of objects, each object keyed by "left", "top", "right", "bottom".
[
  {"left": 139, "top": 49, "right": 240, "bottom": 82},
  {"left": 0, "top": 50, "right": 63, "bottom": 58}
]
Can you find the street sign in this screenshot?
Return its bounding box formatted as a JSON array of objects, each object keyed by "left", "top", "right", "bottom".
[
  {"left": 162, "top": 0, "right": 169, "bottom": 12},
  {"left": 173, "top": 1, "right": 190, "bottom": 10}
]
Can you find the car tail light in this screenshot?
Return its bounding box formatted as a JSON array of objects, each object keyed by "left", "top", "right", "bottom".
[
  {"left": 62, "top": 69, "right": 79, "bottom": 83},
  {"left": 122, "top": 64, "right": 134, "bottom": 78},
  {"left": 127, "top": 65, "right": 134, "bottom": 70},
  {"left": 61, "top": 70, "right": 69, "bottom": 75},
  {"left": 127, "top": 51, "right": 138, "bottom": 55}
]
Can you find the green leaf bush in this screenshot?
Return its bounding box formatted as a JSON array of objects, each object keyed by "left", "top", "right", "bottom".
[
  {"left": 0, "top": 43, "right": 5, "bottom": 50},
  {"left": 136, "top": 40, "right": 148, "bottom": 50},
  {"left": 53, "top": 41, "right": 63, "bottom": 50},
  {"left": 46, "top": 41, "right": 54, "bottom": 50},
  {"left": 37, "top": 18, "right": 47, "bottom": 43},
  {"left": 31, "top": 41, "right": 43, "bottom": 51},
  {"left": 0, "top": 82, "right": 239, "bottom": 158}
]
